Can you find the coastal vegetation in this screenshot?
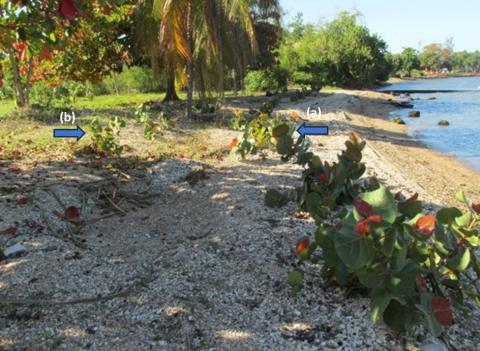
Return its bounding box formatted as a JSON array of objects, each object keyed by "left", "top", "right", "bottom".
[{"left": 390, "top": 40, "right": 480, "bottom": 78}]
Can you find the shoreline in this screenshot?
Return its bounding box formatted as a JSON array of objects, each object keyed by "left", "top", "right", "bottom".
[
  {"left": 344, "top": 91, "right": 480, "bottom": 207},
  {"left": 285, "top": 89, "right": 480, "bottom": 207},
  {"left": 385, "top": 72, "right": 480, "bottom": 84}
]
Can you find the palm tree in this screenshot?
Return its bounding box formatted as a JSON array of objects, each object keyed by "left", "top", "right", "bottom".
[{"left": 135, "top": 0, "right": 281, "bottom": 115}]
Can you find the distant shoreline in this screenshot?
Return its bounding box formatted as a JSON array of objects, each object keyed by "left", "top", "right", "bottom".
[{"left": 385, "top": 72, "right": 480, "bottom": 85}]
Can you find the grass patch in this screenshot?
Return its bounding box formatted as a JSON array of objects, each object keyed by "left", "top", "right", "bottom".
[{"left": 0, "top": 100, "right": 16, "bottom": 117}]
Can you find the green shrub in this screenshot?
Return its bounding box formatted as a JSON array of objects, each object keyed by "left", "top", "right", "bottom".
[
  {"left": 134, "top": 103, "right": 172, "bottom": 140},
  {"left": 103, "top": 66, "right": 159, "bottom": 94},
  {"left": 269, "top": 128, "right": 480, "bottom": 337},
  {"left": 88, "top": 116, "right": 125, "bottom": 156},
  {"left": 31, "top": 81, "right": 87, "bottom": 108},
  {"left": 438, "top": 120, "right": 450, "bottom": 126},
  {"left": 244, "top": 69, "right": 278, "bottom": 93},
  {"left": 295, "top": 188, "right": 480, "bottom": 336},
  {"left": 229, "top": 110, "right": 306, "bottom": 159},
  {"left": 410, "top": 69, "right": 423, "bottom": 78}
]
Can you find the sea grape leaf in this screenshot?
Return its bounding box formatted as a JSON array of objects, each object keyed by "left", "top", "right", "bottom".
[
  {"left": 383, "top": 300, "right": 417, "bottom": 333},
  {"left": 447, "top": 249, "right": 471, "bottom": 272},
  {"left": 371, "top": 290, "right": 391, "bottom": 322},
  {"left": 359, "top": 186, "right": 397, "bottom": 224},
  {"left": 437, "top": 207, "right": 462, "bottom": 225},
  {"left": 335, "top": 216, "right": 374, "bottom": 269}
]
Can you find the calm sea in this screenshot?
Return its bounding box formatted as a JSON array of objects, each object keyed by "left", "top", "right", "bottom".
[{"left": 381, "top": 77, "right": 480, "bottom": 171}]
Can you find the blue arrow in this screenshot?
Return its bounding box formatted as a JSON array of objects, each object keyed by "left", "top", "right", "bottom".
[
  {"left": 53, "top": 125, "right": 86, "bottom": 141},
  {"left": 296, "top": 122, "right": 329, "bottom": 137}
]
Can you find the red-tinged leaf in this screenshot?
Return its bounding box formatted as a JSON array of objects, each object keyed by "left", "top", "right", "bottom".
[
  {"left": 355, "top": 219, "right": 369, "bottom": 237},
  {"left": 432, "top": 296, "right": 454, "bottom": 326},
  {"left": 295, "top": 236, "right": 310, "bottom": 256},
  {"left": 353, "top": 198, "right": 373, "bottom": 218},
  {"left": 60, "top": 0, "right": 78, "bottom": 20},
  {"left": 102, "top": 5, "right": 112, "bottom": 15},
  {"left": 406, "top": 193, "right": 419, "bottom": 203},
  {"left": 13, "top": 42, "right": 28, "bottom": 62},
  {"left": 394, "top": 191, "right": 402, "bottom": 201},
  {"left": 0, "top": 227, "right": 17, "bottom": 236},
  {"left": 472, "top": 203, "right": 480, "bottom": 214},
  {"left": 0, "top": 79, "right": 3, "bottom": 88},
  {"left": 15, "top": 195, "right": 27, "bottom": 205},
  {"left": 228, "top": 138, "right": 239, "bottom": 150},
  {"left": 65, "top": 206, "right": 81, "bottom": 224},
  {"left": 366, "top": 214, "right": 382, "bottom": 223},
  {"left": 8, "top": 164, "right": 23, "bottom": 174},
  {"left": 316, "top": 173, "right": 328, "bottom": 184},
  {"left": 415, "top": 214, "right": 436, "bottom": 236},
  {"left": 40, "top": 47, "right": 53, "bottom": 62}
]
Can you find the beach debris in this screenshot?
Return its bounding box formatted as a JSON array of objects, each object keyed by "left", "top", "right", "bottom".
[
  {"left": 437, "top": 120, "right": 450, "bottom": 126},
  {"left": 0, "top": 227, "right": 17, "bottom": 236},
  {"left": 53, "top": 206, "right": 81, "bottom": 225},
  {"left": 392, "top": 116, "right": 406, "bottom": 125},
  {"left": 15, "top": 195, "right": 28, "bottom": 205},
  {"left": 421, "top": 339, "right": 448, "bottom": 351},
  {"left": 4, "top": 243, "right": 26, "bottom": 258},
  {"left": 409, "top": 110, "right": 421, "bottom": 117}
]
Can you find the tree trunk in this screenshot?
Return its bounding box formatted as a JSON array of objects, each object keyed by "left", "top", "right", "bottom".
[
  {"left": 112, "top": 72, "right": 119, "bottom": 96},
  {"left": 8, "top": 51, "right": 26, "bottom": 108},
  {"left": 163, "top": 65, "right": 180, "bottom": 102},
  {"left": 186, "top": 2, "right": 194, "bottom": 119},
  {"left": 232, "top": 69, "right": 238, "bottom": 96},
  {"left": 24, "top": 57, "right": 34, "bottom": 106}
]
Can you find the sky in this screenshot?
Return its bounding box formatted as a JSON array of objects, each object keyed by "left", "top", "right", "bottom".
[{"left": 280, "top": 0, "right": 479, "bottom": 53}]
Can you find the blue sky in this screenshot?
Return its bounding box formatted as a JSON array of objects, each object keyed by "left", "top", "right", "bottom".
[{"left": 280, "top": 0, "right": 479, "bottom": 53}]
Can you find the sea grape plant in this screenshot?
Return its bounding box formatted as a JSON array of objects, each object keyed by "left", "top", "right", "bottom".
[
  {"left": 272, "top": 131, "right": 368, "bottom": 220},
  {"left": 89, "top": 116, "right": 125, "bottom": 156},
  {"left": 229, "top": 110, "right": 305, "bottom": 159},
  {"left": 134, "top": 103, "right": 172, "bottom": 140},
  {"left": 269, "top": 128, "right": 480, "bottom": 336},
  {"left": 293, "top": 186, "right": 480, "bottom": 336}
]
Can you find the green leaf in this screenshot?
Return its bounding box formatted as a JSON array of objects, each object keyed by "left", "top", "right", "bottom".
[
  {"left": 335, "top": 217, "right": 374, "bottom": 269},
  {"left": 358, "top": 268, "right": 384, "bottom": 289},
  {"left": 371, "top": 290, "right": 391, "bottom": 322},
  {"left": 305, "top": 192, "right": 328, "bottom": 222},
  {"left": 49, "top": 32, "right": 56, "bottom": 43},
  {"left": 437, "top": 207, "right": 462, "bottom": 225},
  {"left": 264, "top": 189, "right": 290, "bottom": 208},
  {"left": 454, "top": 189, "right": 467, "bottom": 204},
  {"left": 454, "top": 212, "right": 472, "bottom": 227},
  {"left": 359, "top": 186, "right": 397, "bottom": 224},
  {"left": 447, "top": 249, "right": 471, "bottom": 272},
  {"left": 334, "top": 263, "right": 349, "bottom": 286},
  {"left": 383, "top": 300, "right": 417, "bottom": 333},
  {"left": 388, "top": 261, "right": 418, "bottom": 296},
  {"left": 287, "top": 270, "right": 304, "bottom": 290},
  {"left": 272, "top": 124, "right": 290, "bottom": 138},
  {"left": 398, "top": 201, "right": 423, "bottom": 219},
  {"left": 380, "top": 228, "right": 397, "bottom": 257},
  {"left": 276, "top": 136, "right": 294, "bottom": 155}
]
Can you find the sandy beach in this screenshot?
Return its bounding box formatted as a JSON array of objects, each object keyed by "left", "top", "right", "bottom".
[{"left": 283, "top": 89, "right": 480, "bottom": 208}]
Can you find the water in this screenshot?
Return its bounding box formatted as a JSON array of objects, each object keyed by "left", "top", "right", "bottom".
[{"left": 381, "top": 77, "right": 480, "bottom": 171}]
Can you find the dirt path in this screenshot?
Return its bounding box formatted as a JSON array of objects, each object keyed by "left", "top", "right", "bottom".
[{"left": 0, "top": 91, "right": 479, "bottom": 350}]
